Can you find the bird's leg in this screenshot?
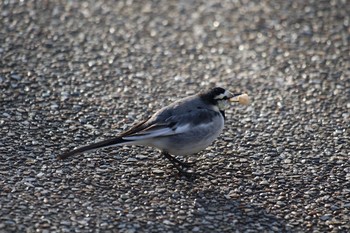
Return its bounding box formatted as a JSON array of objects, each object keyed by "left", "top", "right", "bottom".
[
  {"left": 162, "top": 152, "right": 196, "bottom": 168},
  {"left": 162, "top": 152, "right": 198, "bottom": 178},
  {"left": 162, "top": 152, "right": 184, "bottom": 167}
]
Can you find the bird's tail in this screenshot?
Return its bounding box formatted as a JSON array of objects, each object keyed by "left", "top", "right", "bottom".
[{"left": 57, "top": 136, "right": 130, "bottom": 159}]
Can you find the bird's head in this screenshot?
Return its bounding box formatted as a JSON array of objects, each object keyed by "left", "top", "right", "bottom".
[{"left": 200, "top": 87, "right": 250, "bottom": 111}]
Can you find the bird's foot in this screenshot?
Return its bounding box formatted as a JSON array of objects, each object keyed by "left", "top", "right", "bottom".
[
  {"left": 163, "top": 152, "right": 196, "bottom": 168},
  {"left": 175, "top": 167, "right": 198, "bottom": 179},
  {"left": 177, "top": 160, "right": 196, "bottom": 168},
  {"left": 162, "top": 152, "right": 199, "bottom": 179}
]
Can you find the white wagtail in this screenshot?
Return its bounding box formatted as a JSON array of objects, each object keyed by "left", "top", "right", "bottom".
[{"left": 58, "top": 87, "right": 249, "bottom": 176}]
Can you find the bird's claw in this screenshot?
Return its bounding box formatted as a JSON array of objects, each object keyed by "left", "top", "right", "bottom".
[
  {"left": 176, "top": 168, "right": 199, "bottom": 179},
  {"left": 178, "top": 160, "right": 196, "bottom": 168}
]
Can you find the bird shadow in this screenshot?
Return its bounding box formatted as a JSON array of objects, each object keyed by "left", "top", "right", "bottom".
[
  {"left": 184, "top": 186, "right": 291, "bottom": 232},
  {"left": 144, "top": 163, "right": 292, "bottom": 232}
]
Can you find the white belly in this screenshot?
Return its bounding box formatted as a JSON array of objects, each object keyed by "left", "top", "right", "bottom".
[{"left": 149, "top": 114, "right": 225, "bottom": 156}]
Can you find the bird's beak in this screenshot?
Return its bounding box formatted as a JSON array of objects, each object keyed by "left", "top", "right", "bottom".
[{"left": 229, "top": 93, "right": 250, "bottom": 105}]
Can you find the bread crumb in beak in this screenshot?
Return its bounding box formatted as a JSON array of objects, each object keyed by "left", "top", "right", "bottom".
[{"left": 230, "top": 93, "right": 250, "bottom": 105}]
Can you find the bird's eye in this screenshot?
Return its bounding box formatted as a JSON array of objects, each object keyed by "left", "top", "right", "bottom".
[{"left": 222, "top": 96, "right": 228, "bottom": 100}]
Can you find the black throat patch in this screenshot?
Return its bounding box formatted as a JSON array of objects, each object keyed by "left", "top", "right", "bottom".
[{"left": 220, "top": 110, "right": 225, "bottom": 119}]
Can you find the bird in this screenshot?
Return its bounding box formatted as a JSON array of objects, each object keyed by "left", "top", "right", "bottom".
[{"left": 58, "top": 87, "right": 249, "bottom": 176}]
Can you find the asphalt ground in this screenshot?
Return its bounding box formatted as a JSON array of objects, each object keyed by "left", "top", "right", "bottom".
[{"left": 0, "top": 0, "right": 349, "bottom": 232}]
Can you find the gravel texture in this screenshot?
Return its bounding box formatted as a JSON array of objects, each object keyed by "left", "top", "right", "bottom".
[{"left": 1, "top": 0, "right": 349, "bottom": 232}]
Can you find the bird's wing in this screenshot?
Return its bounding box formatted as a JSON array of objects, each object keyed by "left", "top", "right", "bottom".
[
  {"left": 122, "top": 108, "right": 220, "bottom": 140},
  {"left": 119, "top": 118, "right": 150, "bottom": 136}
]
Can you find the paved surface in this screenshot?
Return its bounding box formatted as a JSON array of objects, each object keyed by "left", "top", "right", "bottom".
[{"left": 1, "top": 0, "right": 349, "bottom": 232}]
